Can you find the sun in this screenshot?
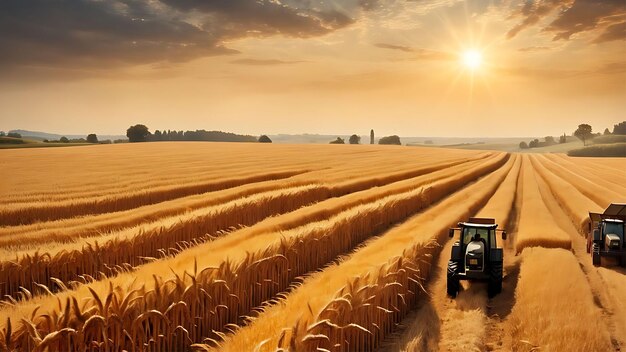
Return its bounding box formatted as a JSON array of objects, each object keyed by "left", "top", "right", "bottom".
[{"left": 461, "top": 49, "right": 482, "bottom": 70}]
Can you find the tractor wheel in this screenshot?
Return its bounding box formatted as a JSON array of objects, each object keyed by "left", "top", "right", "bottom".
[
  {"left": 488, "top": 262, "right": 503, "bottom": 298},
  {"left": 447, "top": 261, "right": 459, "bottom": 298},
  {"left": 592, "top": 243, "right": 601, "bottom": 266}
]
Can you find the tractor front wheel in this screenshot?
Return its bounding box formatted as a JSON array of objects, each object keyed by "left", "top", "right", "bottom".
[
  {"left": 488, "top": 262, "right": 503, "bottom": 298},
  {"left": 447, "top": 261, "right": 459, "bottom": 298}
]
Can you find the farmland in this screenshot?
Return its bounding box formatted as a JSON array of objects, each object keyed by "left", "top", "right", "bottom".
[{"left": 0, "top": 142, "right": 624, "bottom": 352}]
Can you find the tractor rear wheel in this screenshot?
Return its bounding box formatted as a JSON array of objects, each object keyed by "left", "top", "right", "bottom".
[
  {"left": 592, "top": 243, "right": 601, "bottom": 266},
  {"left": 488, "top": 262, "right": 503, "bottom": 298},
  {"left": 447, "top": 261, "right": 459, "bottom": 298}
]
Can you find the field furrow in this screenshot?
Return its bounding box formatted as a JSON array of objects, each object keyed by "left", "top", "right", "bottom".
[{"left": 514, "top": 156, "right": 571, "bottom": 253}]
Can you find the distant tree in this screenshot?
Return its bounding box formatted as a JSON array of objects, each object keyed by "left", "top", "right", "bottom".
[
  {"left": 127, "top": 124, "right": 150, "bottom": 143},
  {"left": 424, "top": 140, "right": 434, "bottom": 145},
  {"left": 574, "top": 124, "right": 593, "bottom": 146},
  {"left": 519, "top": 141, "right": 529, "bottom": 149},
  {"left": 43, "top": 139, "right": 49, "bottom": 143},
  {"left": 7, "top": 132, "right": 21, "bottom": 138},
  {"left": 528, "top": 139, "right": 539, "bottom": 148},
  {"left": 154, "top": 130, "right": 162, "bottom": 141},
  {"left": 259, "top": 135, "right": 272, "bottom": 143},
  {"left": 60, "top": 136, "right": 69, "bottom": 143},
  {"left": 604, "top": 128, "right": 611, "bottom": 135},
  {"left": 349, "top": 134, "right": 361, "bottom": 144},
  {"left": 544, "top": 136, "right": 555, "bottom": 145},
  {"left": 370, "top": 129, "right": 375, "bottom": 144},
  {"left": 379, "top": 135, "right": 401, "bottom": 145},
  {"left": 559, "top": 134, "right": 567, "bottom": 144},
  {"left": 613, "top": 121, "right": 626, "bottom": 135},
  {"left": 86, "top": 134, "right": 98, "bottom": 143},
  {"left": 330, "top": 137, "right": 345, "bottom": 144},
  {"left": 0, "top": 131, "right": 5, "bottom": 137}
]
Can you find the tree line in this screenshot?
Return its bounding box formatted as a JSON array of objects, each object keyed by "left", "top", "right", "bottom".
[
  {"left": 519, "top": 121, "right": 625, "bottom": 149},
  {"left": 126, "top": 125, "right": 259, "bottom": 143},
  {"left": 329, "top": 130, "right": 402, "bottom": 145}
]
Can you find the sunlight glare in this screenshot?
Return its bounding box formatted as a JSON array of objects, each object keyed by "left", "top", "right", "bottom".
[{"left": 461, "top": 50, "right": 482, "bottom": 70}]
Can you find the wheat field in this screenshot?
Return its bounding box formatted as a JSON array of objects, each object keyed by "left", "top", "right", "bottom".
[{"left": 0, "top": 143, "right": 624, "bottom": 352}]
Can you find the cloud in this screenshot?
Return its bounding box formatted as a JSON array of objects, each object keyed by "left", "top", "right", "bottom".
[
  {"left": 0, "top": 0, "right": 353, "bottom": 69},
  {"left": 518, "top": 46, "right": 552, "bottom": 52},
  {"left": 230, "top": 59, "right": 304, "bottom": 65},
  {"left": 374, "top": 43, "right": 415, "bottom": 52},
  {"left": 507, "top": 0, "right": 626, "bottom": 42}
]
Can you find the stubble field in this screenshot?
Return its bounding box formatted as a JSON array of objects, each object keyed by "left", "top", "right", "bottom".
[{"left": 0, "top": 142, "right": 624, "bottom": 352}]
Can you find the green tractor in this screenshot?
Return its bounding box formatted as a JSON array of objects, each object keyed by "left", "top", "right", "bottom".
[
  {"left": 587, "top": 203, "right": 626, "bottom": 267},
  {"left": 447, "top": 217, "right": 507, "bottom": 298}
]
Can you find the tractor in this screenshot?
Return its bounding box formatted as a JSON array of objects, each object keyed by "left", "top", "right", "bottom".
[
  {"left": 587, "top": 203, "right": 626, "bottom": 267},
  {"left": 447, "top": 217, "right": 507, "bottom": 298}
]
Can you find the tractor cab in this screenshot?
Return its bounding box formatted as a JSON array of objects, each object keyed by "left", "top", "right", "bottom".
[
  {"left": 587, "top": 203, "right": 626, "bottom": 267},
  {"left": 447, "top": 217, "right": 507, "bottom": 298}
]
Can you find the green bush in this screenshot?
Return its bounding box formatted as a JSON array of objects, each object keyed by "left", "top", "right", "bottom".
[{"left": 568, "top": 143, "right": 626, "bottom": 157}]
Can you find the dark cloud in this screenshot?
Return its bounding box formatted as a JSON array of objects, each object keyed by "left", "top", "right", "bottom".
[
  {"left": 507, "top": 0, "right": 626, "bottom": 42},
  {"left": 592, "top": 21, "right": 626, "bottom": 43},
  {"left": 230, "top": 59, "right": 304, "bottom": 65},
  {"left": 0, "top": 0, "right": 352, "bottom": 69}
]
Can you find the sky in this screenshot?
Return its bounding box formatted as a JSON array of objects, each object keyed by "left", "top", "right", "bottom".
[{"left": 0, "top": 0, "right": 624, "bottom": 137}]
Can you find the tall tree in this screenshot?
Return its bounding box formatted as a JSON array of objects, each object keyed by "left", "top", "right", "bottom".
[
  {"left": 349, "top": 134, "right": 361, "bottom": 144},
  {"left": 574, "top": 124, "right": 593, "bottom": 146},
  {"left": 258, "top": 135, "right": 272, "bottom": 143},
  {"left": 612, "top": 121, "right": 625, "bottom": 135},
  {"left": 127, "top": 124, "right": 150, "bottom": 143},
  {"left": 603, "top": 128, "right": 611, "bottom": 135},
  {"left": 86, "top": 134, "right": 98, "bottom": 143},
  {"left": 370, "top": 129, "right": 375, "bottom": 144}
]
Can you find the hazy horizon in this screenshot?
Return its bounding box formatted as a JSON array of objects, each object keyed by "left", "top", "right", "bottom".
[{"left": 1, "top": 0, "right": 624, "bottom": 137}]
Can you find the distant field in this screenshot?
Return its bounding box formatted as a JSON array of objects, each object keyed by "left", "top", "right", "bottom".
[{"left": 0, "top": 143, "right": 624, "bottom": 351}]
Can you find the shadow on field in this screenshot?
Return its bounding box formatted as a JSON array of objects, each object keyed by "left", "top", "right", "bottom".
[{"left": 489, "top": 258, "right": 521, "bottom": 320}]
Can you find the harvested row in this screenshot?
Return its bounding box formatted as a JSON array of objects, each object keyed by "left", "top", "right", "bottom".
[
  {"left": 0, "top": 168, "right": 314, "bottom": 226},
  {"left": 409, "top": 155, "right": 521, "bottom": 352},
  {"left": 514, "top": 156, "right": 571, "bottom": 253},
  {"left": 506, "top": 248, "right": 612, "bottom": 352},
  {"left": 0, "top": 153, "right": 484, "bottom": 250},
  {"left": 0, "top": 154, "right": 504, "bottom": 300},
  {"left": 0, "top": 153, "right": 509, "bottom": 351},
  {"left": 216, "top": 156, "right": 515, "bottom": 352},
  {"left": 529, "top": 155, "right": 604, "bottom": 233},
  {"left": 544, "top": 154, "right": 626, "bottom": 192},
  {"left": 535, "top": 154, "right": 624, "bottom": 208}
]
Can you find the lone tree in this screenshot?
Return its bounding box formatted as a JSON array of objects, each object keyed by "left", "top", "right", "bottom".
[
  {"left": 330, "top": 137, "right": 345, "bottom": 144},
  {"left": 59, "top": 136, "right": 69, "bottom": 143},
  {"left": 519, "top": 141, "right": 529, "bottom": 149},
  {"left": 370, "top": 129, "right": 375, "bottom": 144},
  {"left": 86, "top": 134, "right": 98, "bottom": 143},
  {"left": 574, "top": 124, "right": 593, "bottom": 146},
  {"left": 544, "top": 136, "right": 555, "bottom": 145},
  {"left": 559, "top": 134, "right": 567, "bottom": 144},
  {"left": 258, "top": 135, "right": 272, "bottom": 143},
  {"left": 603, "top": 128, "right": 611, "bottom": 135},
  {"left": 127, "top": 124, "right": 150, "bottom": 143},
  {"left": 349, "top": 134, "right": 361, "bottom": 144},
  {"left": 379, "top": 135, "right": 401, "bottom": 145}
]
